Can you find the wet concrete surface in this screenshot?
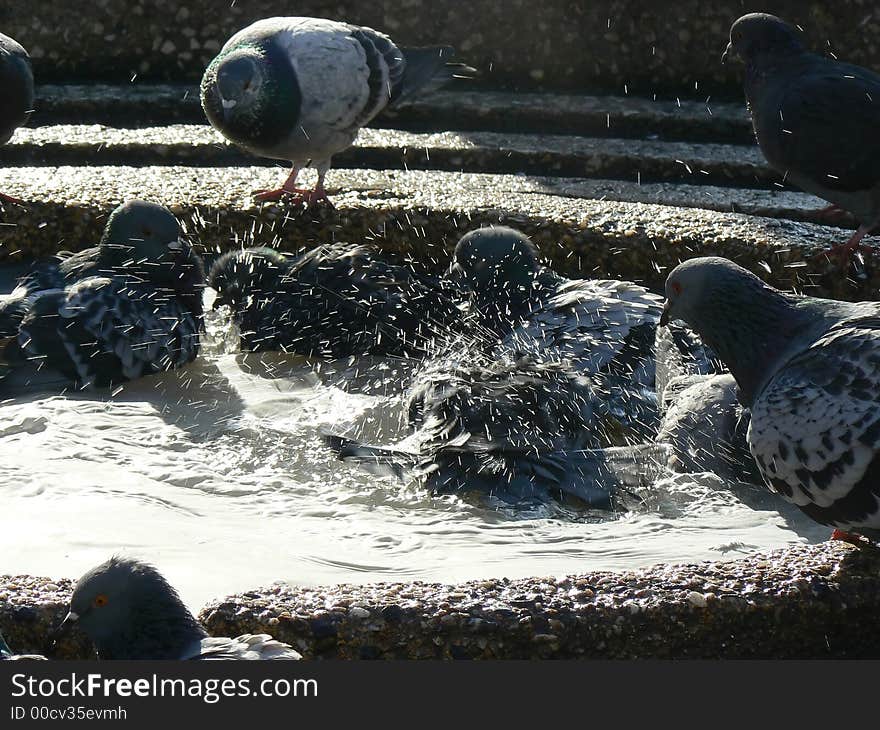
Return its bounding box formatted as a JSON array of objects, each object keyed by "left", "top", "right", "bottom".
[{"left": 5, "top": 542, "right": 879, "bottom": 659}]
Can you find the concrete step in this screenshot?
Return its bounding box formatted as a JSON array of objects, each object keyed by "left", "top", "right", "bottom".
[
  {"left": 0, "top": 166, "right": 873, "bottom": 300},
  {"left": 2, "top": 123, "right": 772, "bottom": 189},
  {"left": 31, "top": 85, "right": 754, "bottom": 143}
]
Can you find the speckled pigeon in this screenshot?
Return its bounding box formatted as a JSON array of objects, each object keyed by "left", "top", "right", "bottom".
[
  {"left": 450, "top": 226, "right": 663, "bottom": 440},
  {"left": 56, "top": 557, "right": 301, "bottom": 660},
  {"left": 0, "top": 32, "right": 34, "bottom": 206},
  {"left": 662, "top": 256, "right": 880, "bottom": 541},
  {"left": 324, "top": 350, "right": 666, "bottom": 508},
  {"left": 201, "top": 16, "right": 473, "bottom": 204},
  {"left": 0, "top": 200, "right": 205, "bottom": 390},
  {"left": 724, "top": 13, "right": 880, "bottom": 260},
  {"left": 0, "top": 632, "right": 47, "bottom": 660},
  {"left": 208, "top": 243, "right": 464, "bottom": 358}
]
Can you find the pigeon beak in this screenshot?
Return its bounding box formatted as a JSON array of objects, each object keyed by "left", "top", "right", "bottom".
[
  {"left": 51, "top": 611, "right": 79, "bottom": 641},
  {"left": 448, "top": 261, "right": 465, "bottom": 283},
  {"left": 721, "top": 43, "right": 732, "bottom": 64},
  {"left": 659, "top": 301, "right": 671, "bottom": 327}
]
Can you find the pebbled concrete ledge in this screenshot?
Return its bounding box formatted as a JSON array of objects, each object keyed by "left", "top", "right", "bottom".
[
  {"left": 0, "top": 166, "right": 875, "bottom": 300},
  {"left": 3, "top": 543, "right": 878, "bottom": 659},
  {"left": 2, "top": 1, "right": 879, "bottom": 93}
]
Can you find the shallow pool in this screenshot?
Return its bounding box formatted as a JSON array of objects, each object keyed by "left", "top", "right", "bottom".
[{"left": 1, "top": 310, "right": 828, "bottom": 610}]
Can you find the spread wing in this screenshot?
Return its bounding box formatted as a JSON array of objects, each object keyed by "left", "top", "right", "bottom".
[{"left": 750, "top": 317, "right": 880, "bottom": 530}]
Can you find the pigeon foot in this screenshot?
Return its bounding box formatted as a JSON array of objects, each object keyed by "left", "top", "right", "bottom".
[
  {"left": 810, "top": 226, "right": 876, "bottom": 265},
  {"left": 0, "top": 192, "right": 24, "bottom": 207},
  {"left": 253, "top": 186, "right": 335, "bottom": 207},
  {"left": 831, "top": 528, "right": 877, "bottom": 548}
]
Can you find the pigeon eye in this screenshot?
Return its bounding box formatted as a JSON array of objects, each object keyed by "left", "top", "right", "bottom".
[
  {"left": 671, "top": 281, "right": 683, "bottom": 295},
  {"left": 93, "top": 594, "right": 109, "bottom": 608}
]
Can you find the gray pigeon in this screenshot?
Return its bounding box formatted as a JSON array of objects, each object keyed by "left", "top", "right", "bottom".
[
  {"left": 56, "top": 557, "right": 301, "bottom": 660},
  {"left": 653, "top": 322, "right": 760, "bottom": 484},
  {"left": 208, "top": 243, "right": 464, "bottom": 358},
  {"left": 724, "top": 13, "right": 880, "bottom": 260},
  {"left": 0, "top": 200, "right": 205, "bottom": 390},
  {"left": 0, "top": 632, "right": 47, "bottom": 660},
  {"left": 201, "top": 16, "right": 473, "bottom": 205},
  {"left": 324, "top": 350, "right": 667, "bottom": 508},
  {"left": 0, "top": 31, "right": 34, "bottom": 206},
  {"left": 451, "top": 226, "right": 663, "bottom": 441},
  {"left": 661, "top": 256, "right": 880, "bottom": 541}
]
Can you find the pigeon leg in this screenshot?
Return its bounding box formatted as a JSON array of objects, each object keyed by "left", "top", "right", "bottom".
[
  {"left": 253, "top": 166, "right": 307, "bottom": 202},
  {"left": 253, "top": 166, "right": 334, "bottom": 207},
  {"left": 810, "top": 224, "right": 876, "bottom": 264},
  {"left": 830, "top": 528, "right": 876, "bottom": 548}
]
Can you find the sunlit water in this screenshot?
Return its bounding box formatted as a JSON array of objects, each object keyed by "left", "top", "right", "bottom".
[{"left": 1, "top": 310, "right": 827, "bottom": 610}]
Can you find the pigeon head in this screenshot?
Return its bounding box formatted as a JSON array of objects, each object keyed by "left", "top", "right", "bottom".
[
  {"left": 450, "top": 226, "right": 541, "bottom": 298},
  {"left": 60, "top": 557, "right": 206, "bottom": 660},
  {"left": 99, "top": 200, "right": 205, "bottom": 298},
  {"left": 661, "top": 257, "right": 808, "bottom": 406},
  {"left": 208, "top": 247, "right": 290, "bottom": 310},
  {"left": 723, "top": 13, "right": 805, "bottom": 64},
  {"left": 201, "top": 41, "right": 302, "bottom": 150}
]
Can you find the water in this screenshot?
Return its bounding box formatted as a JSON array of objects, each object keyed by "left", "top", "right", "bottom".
[{"left": 1, "top": 310, "right": 827, "bottom": 611}]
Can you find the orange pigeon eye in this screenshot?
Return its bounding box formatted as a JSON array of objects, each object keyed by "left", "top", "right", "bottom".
[
  {"left": 671, "top": 281, "right": 683, "bottom": 295},
  {"left": 93, "top": 594, "right": 109, "bottom": 608}
]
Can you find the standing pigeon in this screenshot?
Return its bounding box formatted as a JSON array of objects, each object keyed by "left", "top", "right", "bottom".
[
  {"left": 55, "top": 557, "right": 301, "bottom": 660},
  {"left": 0, "top": 32, "right": 34, "bottom": 206},
  {"left": 0, "top": 632, "right": 47, "bottom": 660},
  {"left": 0, "top": 200, "right": 205, "bottom": 390},
  {"left": 201, "top": 17, "right": 472, "bottom": 204},
  {"left": 324, "top": 350, "right": 666, "bottom": 508},
  {"left": 723, "top": 13, "right": 880, "bottom": 260},
  {"left": 208, "top": 243, "right": 464, "bottom": 358},
  {"left": 661, "top": 256, "right": 880, "bottom": 541},
  {"left": 450, "top": 226, "right": 663, "bottom": 440}
]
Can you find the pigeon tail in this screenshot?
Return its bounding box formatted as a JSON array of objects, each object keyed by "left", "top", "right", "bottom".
[{"left": 393, "top": 46, "right": 476, "bottom": 104}]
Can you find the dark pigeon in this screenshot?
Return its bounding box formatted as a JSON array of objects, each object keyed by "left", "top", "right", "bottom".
[
  {"left": 56, "top": 557, "right": 301, "bottom": 660},
  {"left": 0, "top": 32, "right": 34, "bottom": 206},
  {"left": 0, "top": 200, "right": 205, "bottom": 391},
  {"left": 201, "top": 16, "right": 474, "bottom": 204},
  {"left": 208, "top": 243, "right": 464, "bottom": 359},
  {"left": 662, "top": 255, "right": 880, "bottom": 542},
  {"left": 724, "top": 13, "right": 880, "bottom": 260},
  {"left": 324, "top": 350, "right": 667, "bottom": 508},
  {"left": 450, "top": 226, "right": 663, "bottom": 442}
]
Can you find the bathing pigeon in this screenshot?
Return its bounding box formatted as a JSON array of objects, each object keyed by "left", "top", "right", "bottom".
[
  {"left": 56, "top": 557, "right": 301, "bottom": 660},
  {"left": 0, "top": 200, "right": 205, "bottom": 390},
  {"left": 0, "top": 32, "right": 34, "bottom": 206},
  {"left": 451, "top": 226, "right": 663, "bottom": 441},
  {"left": 201, "top": 16, "right": 473, "bottom": 204},
  {"left": 0, "top": 632, "right": 47, "bottom": 660},
  {"left": 661, "top": 256, "right": 880, "bottom": 541},
  {"left": 324, "top": 350, "right": 666, "bottom": 508},
  {"left": 208, "top": 243, "right": 464, "bottom": 358},
  {"left": 724, "top": 13, "right": 880, "bottom": 260}
]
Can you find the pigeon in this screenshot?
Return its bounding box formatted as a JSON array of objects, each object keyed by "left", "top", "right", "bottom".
[
  {"left": 208, "top": 243, "right": 464, "bottom": 358},
  {"left": 723, "top": 13, "right": 880, "bottom": 260},
  {"left": 56, "top": 556, "right": 301, "bottom": 660},
  {"left": 661, "top": 255, "right": 880, "bottom": 541},
  {"left": 201, "top": 16, "right": 473, "bottom": 204},
  {"left": 0, "top": 200, "right": 205, "bottom": 390},
  {"left": 0, "top": 32, "right": 34, "bottom": 206},
  {"left": 324, "top": 350, "right": 666, "bottom": 508},
  {"left": 450, "top": 226, "right": 664, "bottom": 441},
  {"left": 0, "top": 632, "right": 47, "bottom": 660}
]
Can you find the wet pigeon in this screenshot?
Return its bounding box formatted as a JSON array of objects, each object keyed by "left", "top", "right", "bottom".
[
  {"left": 208, "top": 243, "right": 464, "bottom": 358},
  {"left": 724, "top": 13, "right": 880, "bottom": 260},
  {"left": 661, "top": 256, "right": 880, "bottom": 540},
  {"left": 0, "top": 632, "right": 47, "bottom": 660},
  {"left": 201, "top": 16, "right": 473, "bottom": 204},
  {"left": 56, "top": 557, "right": 301, "bottom": 660},
  {"left": 324, "top": 350, "right": 666, "bottom": 508},
  {"left": 0, "top": 200, "right": 205, "bottom": 390},
  {"left": 450, "top": 226, "right": 663, "bottom": 440},
  {"left": 0, "top": 32, "right": 34, "bottom": 206}
]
